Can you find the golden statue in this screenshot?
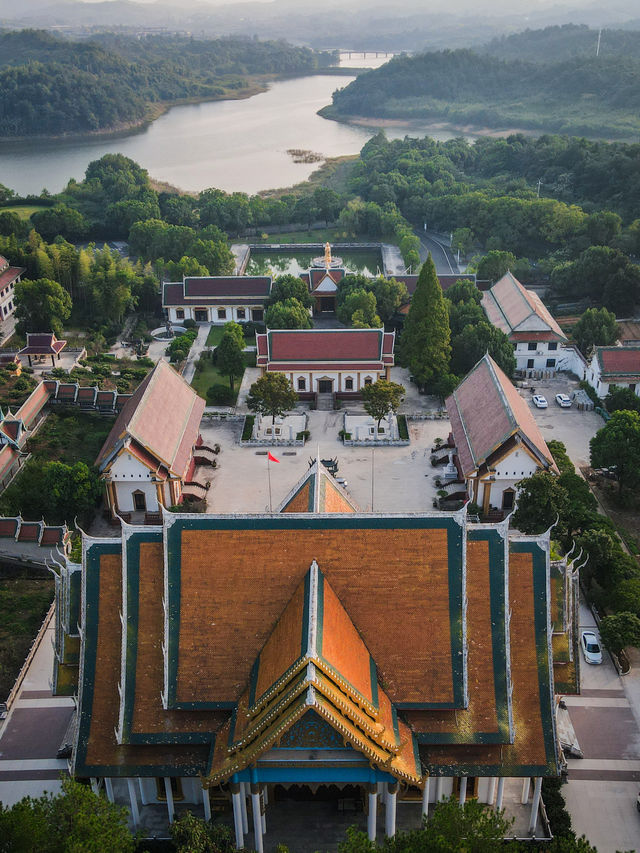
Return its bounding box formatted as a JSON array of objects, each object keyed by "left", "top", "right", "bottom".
[{"left": 324, "top": 242, "right": 332, "bottom": 268}]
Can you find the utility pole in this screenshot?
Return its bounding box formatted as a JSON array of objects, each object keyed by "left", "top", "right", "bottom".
[
  {"left": 596, "top": 28, "right": 602, "bottom": 57},
  {"left": 536, "top": 178, "right": 543, "bottom": 198}
]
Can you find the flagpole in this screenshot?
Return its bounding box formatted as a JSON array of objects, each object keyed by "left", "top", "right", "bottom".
[{"left": 267, "top": 453, "right": 273, "bottom": 513}]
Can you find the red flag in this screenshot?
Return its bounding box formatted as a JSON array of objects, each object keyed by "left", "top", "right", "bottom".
[{"left": 267, "top": 451, "right": 280, "bottom": 463}]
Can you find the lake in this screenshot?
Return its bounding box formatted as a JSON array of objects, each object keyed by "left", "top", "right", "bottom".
[
  {"left": 0, "top": 72, "right": 476, "bottom": 198},
  {"left": 246, "top": 247, "right": 383, "bottom": 278}
]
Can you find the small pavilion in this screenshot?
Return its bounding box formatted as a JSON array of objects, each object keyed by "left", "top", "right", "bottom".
[{"left": 18, "top": 332, "right": 67, "bottom": 368}]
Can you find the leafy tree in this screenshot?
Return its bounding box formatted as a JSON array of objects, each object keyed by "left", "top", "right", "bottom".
[
  {"left": 452, "top": 226, "right": 474, "bottom": 256},
  {"left": 216, "top": 329, "right": 245, "bottom": 391},
  {"left": 399, "top": 254, "right": 451, "bottom": 392},
  {"left": 572, "top": 307, "right": 619, "bottom": 356},
  {"left": 450, "top": 322, "right": 516, "bottom": 378},
  {"left": 264, "top": 297, "right": 312, "bottom": 330},
  {"left": 266, "top": 274, "right": 313, "bottom": 309},
  {"left": 247, "top": 372, "right": 298, "bottom": 424},
  {"left": 14, "top": 277, "right": 72, "bottom": 336},
  {"left": 0, "top": 776, "right": 135, "bottom": 853},
  {"left": 0, "top": 211, "right": 28, "bottom": 238},
  {"left": 599, "top": 612, "right": 640, "bottom": 657},
  {"left": 605, "top": 385, "right": 640, "bottom": 414},
  {"left": 221, "top": 320, "right": 245, "bottom": 350},
  {"left": 370, "top": 277, "right": 409, "bottom": 323},
  {"left": 170, "top": 811, "right": 235, "bottom": 853},
  {"left": 31, "top": 205, "right": 88, "bottom": 241},
  {"left": 552, "top": 246, "right": 640, "bottom": 315},
  {"left": 475, "top": 250, "right": 516, "bottom": 283},
  {"left": 512, "top": 471, "right": 568, "bottom": 534},
  {"left": 361, "top": 379, "right": 405, "bottom": 430},
  {"left": 557, "top": 469, "right": 597, "bottom": 536},
  {"left": 612, "top": 578, "right": 640, "bottom": 617},
  {"left": 337, "top": 288, "right": 381, "bottom": 328},
  {"left": 590, "top": 409, "right": 640, "bottom": 495}
]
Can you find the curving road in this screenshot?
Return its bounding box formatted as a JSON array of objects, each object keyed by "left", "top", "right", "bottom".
[{"left": 418, "top": 231, "right": 460, "bottom": 275}]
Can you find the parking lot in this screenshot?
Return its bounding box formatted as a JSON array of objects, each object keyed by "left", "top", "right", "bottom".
[{"left": 520, "top": 376, "right": 604, "bottom": 469}]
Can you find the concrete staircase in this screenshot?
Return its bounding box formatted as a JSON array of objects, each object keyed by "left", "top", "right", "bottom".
[{"left": 315, "top": 394, "right": 333, "bottom": 411}]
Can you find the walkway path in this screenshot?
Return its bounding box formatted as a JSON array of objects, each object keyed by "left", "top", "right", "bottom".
[
  {"left": 418, "top": 231, "right": 460, "bottom": 275},
  {"left": 181, "top": 324, "right": 209, "bottom": 384},
  {"left": 0, "top": 617, "right": 73, "bottom": 807}
]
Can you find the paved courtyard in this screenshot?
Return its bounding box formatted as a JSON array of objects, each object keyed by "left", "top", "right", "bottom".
[{"left": 200, "top": 413, "right": 451, "bottom": 514}]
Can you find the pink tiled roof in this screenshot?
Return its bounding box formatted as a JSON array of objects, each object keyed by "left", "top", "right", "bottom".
[
  {"left": 446, "top": 355, "right": 556, "bottom": 477},
  {"left": 19, "top": 333, "right": 67, "bottom": 355},
  {"left": 482, "top": 272, "right": 566, "bottom": 341},
  {"left": 96, "top": 361, "right": 204, "bottom": 477},
  {"left": 14, "top": 382, "right": 51, "bottom": 428},
  {"left": 596, "top": 346, "right": 640, "bottom": 378},
  {"left": 0, "top": 265, "right": 23, "bottom": 289}
]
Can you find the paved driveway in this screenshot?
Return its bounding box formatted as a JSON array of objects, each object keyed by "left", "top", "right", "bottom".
[
  {"left": 523, "top": 376, "right": 604, "bottom": 469},
  {"left": 563, "top": 598, "right": 640, "bottom": 852}
]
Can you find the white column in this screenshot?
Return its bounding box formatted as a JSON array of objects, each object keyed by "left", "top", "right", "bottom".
[
  {"left": 240, "top": 782, "right": 249, "bottom": 834},
  {"left": 261, "top": 786, "right": 266, "bottom": 834},
  {"left": 521, "top": 777, "right": 531, "bottom": 805},
  {"left": 435, "top": 777, "right": 444, "bottom": 802},
  {"left": 528, "top": 777, "right": 543, "bottom": 835},
  {"left": 488, "top": 777, "right": 497, "bottom": 806},
  {"left": 495, "top": 778, "right": 505, "bottom": 811},
  {"left": 263, "top": 785, "right": 269, "bottom": 806},
  {"left": 385, "top": 783, "right": 397, "bottom": 837},
  {"left": 90, "top": 778, "right": 99, "bottom": 795},
  {"left": 231, "top": 786, "right": 244, "bottom": 849},
  {"left": 422, "top": 777, "right": 430, "bottom": 820},
  {"left": 202, "top": 787, "right": 211, "bottom": 822},
  {"left": 127, "top": 778, "right": 140, "bottom": 830},
  {"left": 138, "top": 778, "right": 149, "bottom": 806},
  {"left": 251, "top": 786, "right": 264, "bottom": 853},
  {"left": 164, "top": 777, "right": 175, "bottom": 824},
  {"left": 458, "top": 777, "right": 467, "bottom": 806},
  {"left": 367, "top": 786, "right": 378, "bottom": 842},
  {"left": 104, "top": 777, "right": 114, "bottom": 803}
]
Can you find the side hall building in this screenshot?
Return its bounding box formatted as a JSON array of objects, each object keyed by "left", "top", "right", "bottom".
[
  {"left": 163, "top": 276, "right": 271, "bottom": 325},
  {"left": 256, "top": 328, "right": 395, "bottom": 398},
  {"left": 53, "top": 457, "right": 563, "bottom": 847}
]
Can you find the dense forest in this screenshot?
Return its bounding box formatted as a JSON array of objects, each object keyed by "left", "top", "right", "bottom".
[
  {"left": 324, "top": 41, "right": 640, "bottom": 139},
  {"left": 483, "top": 24, "right": 640, "bottom": 63},
  {"left": 0, "top": 30, "right": 334, "bottom": 138}
]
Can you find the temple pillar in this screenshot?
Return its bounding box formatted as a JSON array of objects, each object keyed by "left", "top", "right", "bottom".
[
  {"left": 164, "top": 778, "right": 175, "bottom": 824},
  {"left": 458, "top": 777, "right": 467, "bottom": 806},
  {"left": 488, "top": 777, "right": 497, "bottom": 806},
  {"left": 90, "top": 778, "right": 99, "bottom": 795},
  {"left": 138, "top": 778, "right": 149, "bottom": 805},
  {"left": 521, "top": 777, "right": 531, "bottom": 804},
  {"left": 104, "top": 777, "right": 114, "bottom": 803},
  {"left": 127, "top": 778, "right": 140, "bottom": 829},
  {"left": 251, "top": 783, "right": 264, "bottom": 853},
  {"left": 435, "top": 777, "right": 444, "bottom": 802},
  {"left": 422, "top": 777, "right": 430, "bottom": 819},
  {"left": 385, "top": 782, "right": 398, "bottom": 837},
  {"left": 495, "top": 778, "right": 505, "bottom": 811},
  {"left": 231, "top": 783, "right": 244, "bottom": 849},
  {"left": 202, "top": 787, "right": 211, "bottom": 822},
  {"left": 367, "top": 784, "right": 377, "bottom": 842},
  {"left": 261, "top": 786, "right": 266, "bottom": 834},
  {"left": 240, "top": 782, "right": 249, "bottom": 834},
  {"left": 529, "top": 778, "right": 543, "bottom": 835}
]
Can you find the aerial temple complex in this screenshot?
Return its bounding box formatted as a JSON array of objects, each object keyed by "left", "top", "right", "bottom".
[{"left": 53, "top": 456, "right": 569, "bottom": 846}]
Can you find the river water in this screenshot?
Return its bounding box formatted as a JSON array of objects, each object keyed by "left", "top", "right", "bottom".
[{"left": 0, "top": 70, "right": 476, "bottom": 197}]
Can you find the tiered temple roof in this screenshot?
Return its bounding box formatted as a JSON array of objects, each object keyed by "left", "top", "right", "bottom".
[
  {"left": 59, "top": 458, "right": 561, "bottom": 786},
  {"left": 481, "top": 272, "right": 566, "bottom": 344},
  {"left": 256, "top": 328, "right": 395, "bottom": 373}
]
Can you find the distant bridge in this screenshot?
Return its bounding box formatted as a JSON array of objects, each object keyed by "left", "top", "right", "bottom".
[{"left": 338, "top": 50, "right": 397, "bottom": 60}]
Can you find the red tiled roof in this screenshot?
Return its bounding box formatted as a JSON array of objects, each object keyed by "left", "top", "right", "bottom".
[
  {"left": 266, "top": 362, "right": 385, "bottom": 372},
  {"left": 40, "top": 527, "right": 65, "bottom": 545},
  {"left": 446, "top": 355, "right": 556, "bottom": 477},
  {"left": 184, "top": 277, "right": 271, "bottom": 298},
  {"left": 265, "top": 329, "right": 390, "bottom": 363},
  {"left": 0, "top": 518, "right": 18, "bottom": 537},
  {"left": 0, "top": 266, "right": 23, "bottom": 289},
  {"left": 0, "top": 445, "right": 17, "bottom": 477},
  {"left": 18, "top": 522, "right": 40, "bottom": 542},
  {"left": 19, "top": 333, "right": 67, "bottom": 355},
  {"left": 14, "top": 382, "right": 50, "bottom": 429},
  {"left": 596, "top": 346, "right": 640, "bottom": 378},
  {"left": 96, "top": 361, "right": 204, "bottom": 477},
  {"left": 0, "top": 420, "right": 20, "bottom": 441},
  {"left": 77, "top": 387, "right": 97, "bottom": 401},
  {"left": 310, "top": 268, "right": 344, "bottom": 290},
  {"left": 482, "top": 272, "right": 566, "bottom": 341}
]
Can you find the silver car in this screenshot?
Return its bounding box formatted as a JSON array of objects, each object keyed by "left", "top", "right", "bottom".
[{"left": 581, "top": 631, "right": 603, "bottom": 665}]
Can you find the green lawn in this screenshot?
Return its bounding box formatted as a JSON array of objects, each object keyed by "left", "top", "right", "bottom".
[
  {"left": 0, "top": 204, "right": 50, "bottom": 221},
  {"left": 206, "top": 325, "right": 256, "bottom": 348},
  {"left": 26, "top": 410, "right": 114, "bottom": 466},
  {"left": 0, "top": 576, "right": 54, "bottom": 701},
  {"left": 191, "top": 352, "right": 256, "bottom": 403}
]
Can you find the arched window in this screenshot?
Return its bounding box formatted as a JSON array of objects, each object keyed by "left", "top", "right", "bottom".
[
  {"left": 298, "top": 377, "right": 306, "bottom": 391},
  {"left": 345, "top": 377, "right": 354, "bottom": 391},
  {"left": 364, "top": 376, "right": 373, "bottom": 386}
]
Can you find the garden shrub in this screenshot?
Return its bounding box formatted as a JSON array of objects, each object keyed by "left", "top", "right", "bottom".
[{"left": 206, "top": 384, "right": 234, "bottom": 405}]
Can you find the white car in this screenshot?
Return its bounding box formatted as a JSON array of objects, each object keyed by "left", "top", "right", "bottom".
[
  {"left": 581, "top": 630, "right": 603, "bottom": 665},
  {"left": 532, "top": 395, "right": 548, "bottom": 408},
  {"left": 555, "top": 393, "right": 572, "bottom": 408}
]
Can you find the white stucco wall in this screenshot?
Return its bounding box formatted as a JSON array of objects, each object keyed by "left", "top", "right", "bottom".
[
  {"left": 110, "top": 453, "right": 159, "bottom": 513},
  {"left": 514, "top": 340, "right": 561, "bottom": 373},
  {"left": 283, "top": 370, "right": 383, "bottom": 394},
  {"left": 167, "top": 305, "right": 263, "bottom": 324},
  {"left": 478, "top": 447, "right": 540, "bottom": 511}
]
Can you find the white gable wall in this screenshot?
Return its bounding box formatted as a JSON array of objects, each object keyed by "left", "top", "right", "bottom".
[{"left": 109, "top": 452, "right": 160, "bottom": 513}]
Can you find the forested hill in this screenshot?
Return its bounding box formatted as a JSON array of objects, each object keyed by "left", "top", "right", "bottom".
[
  {"left": 324, "top": 48, "right": 640, "bottom": 139},
  {"left": 0, "top": 30, "right": 333, "bottom": 139},
  {"left": 483, "top": 24, "right": 640, "bottom": 63}
]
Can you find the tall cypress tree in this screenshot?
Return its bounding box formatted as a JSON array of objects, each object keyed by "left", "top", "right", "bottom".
[{"left": 400, "top": 254, "right": 451, "bottom": 391}]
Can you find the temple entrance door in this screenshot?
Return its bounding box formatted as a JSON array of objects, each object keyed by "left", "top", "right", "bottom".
[
  {"left": 318, "top": 380, "right": 333, "bottom": 394},
  {"left": 454, "top": 777, "right": 478, "bottom": 799},
  {"left": 194, "top": 309, "right": 208, "bottom": 322},
  {"left": 133, "top": 490, "right": 147, "bottom": 512},
  {"left": 273, "top": 784, "right": 363, "bottom": 809},
  {"left": 320, "top": 297, "right": 335, "bottom": 312}
]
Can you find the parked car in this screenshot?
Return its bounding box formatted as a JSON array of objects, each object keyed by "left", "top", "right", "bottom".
[
  {"left": 581, "top": 630, "right": 603, "bottom": 665},
  {"left": 532, "top": 395, "right": 548, "bottom": 408},
  {"left": 555, "top": 393, "right": 572, "bottom": 408}
]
